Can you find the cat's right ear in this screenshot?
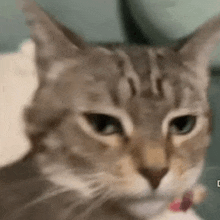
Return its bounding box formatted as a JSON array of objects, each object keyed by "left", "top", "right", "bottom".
[
  {"left": 18, "top": 0, "right": 87, "bottom": 80},
  {"left": 173, "top": 14, "right": 220, "bottom": 79}
]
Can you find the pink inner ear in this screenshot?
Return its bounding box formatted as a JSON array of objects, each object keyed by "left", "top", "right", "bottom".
[{"left": 169, "top": 191, "right": 193, "bottom": 212}]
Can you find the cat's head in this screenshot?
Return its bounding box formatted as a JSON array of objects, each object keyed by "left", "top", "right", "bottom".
[{"left": 20, "top": 0, "right": 219, "bottom": 218}]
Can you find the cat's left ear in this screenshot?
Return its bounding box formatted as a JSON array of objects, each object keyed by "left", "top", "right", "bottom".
[
  {"left": 174, "top": 14, "right": 220, "bottom": 76},
  {"left": 19, "top": 0, "right": 87, "bottom": 80}
]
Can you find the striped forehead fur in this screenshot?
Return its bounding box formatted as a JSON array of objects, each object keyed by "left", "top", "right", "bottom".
[
  {"left": 115, "top": 50, "right": 141, "bottom": 105},
  {"left": 148, "top": 48, "right": 167, "bottom": 97},
  {"left": 145, "top": 47, "right": 208, "bottom": 109}
]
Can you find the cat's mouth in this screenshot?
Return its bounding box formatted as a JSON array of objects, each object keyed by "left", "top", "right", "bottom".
[
  {"left": 119, "top": 190, "right": 194, "bottom": 212},
  {"left": 118, "top": 191, "right": 194, "bottom": 219},
  {"left": 118, "top": 193, "right": 171, "bottom": 204}
]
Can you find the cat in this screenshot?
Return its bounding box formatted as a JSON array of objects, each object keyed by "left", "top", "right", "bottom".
[{"left": 1, "top": 0, "right": 220, "bottom": 219}]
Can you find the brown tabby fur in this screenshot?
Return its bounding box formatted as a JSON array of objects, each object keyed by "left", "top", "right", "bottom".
[{"left": 1, "top": 0, "right": 220, "bottom": 219}]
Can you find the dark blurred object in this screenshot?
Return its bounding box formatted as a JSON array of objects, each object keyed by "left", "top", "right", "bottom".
[{"left": 119, "top": 0, "right": 151, "bottom": 45}]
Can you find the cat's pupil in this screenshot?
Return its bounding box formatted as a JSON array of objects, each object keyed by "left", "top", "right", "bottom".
[
  {"left": 85, "top": 114, "right": 123, "bottom": 135},
  {"left": 169, "top": 115, "right": 196, "bottom": 135}
]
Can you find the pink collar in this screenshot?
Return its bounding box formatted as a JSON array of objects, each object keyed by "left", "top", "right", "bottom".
[{"left": 169, "top": 191, "right": 193, "bottom": 212}]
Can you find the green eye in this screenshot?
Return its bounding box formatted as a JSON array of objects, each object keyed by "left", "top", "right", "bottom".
[
  {"left": 169, "top": 115, "right": 196, "bottom": 135},
  {"left": 84, "top": 113, "right": 123, "bottom": 135}
]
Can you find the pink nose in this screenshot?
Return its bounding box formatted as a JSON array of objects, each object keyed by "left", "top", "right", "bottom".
[{"left": 138, "top": 168, "right": 169, "bottom": 189}]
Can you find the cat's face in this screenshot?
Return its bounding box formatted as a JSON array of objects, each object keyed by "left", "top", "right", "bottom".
[{"left": 21, "top": 0, "right": 219, "bottom": 218}]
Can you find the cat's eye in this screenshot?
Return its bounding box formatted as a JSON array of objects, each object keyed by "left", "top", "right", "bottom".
[
  {"left": 84, "top": 113, "right": 123, "bottom": 135},
  {"left": 169, "top": 115, "right": 196, "bottom": 135}
]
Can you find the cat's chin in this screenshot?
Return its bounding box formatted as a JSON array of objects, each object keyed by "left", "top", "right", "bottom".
[
  {"left": 115, "top": 192, "right": 173, "bottom": 219},
  {"left": 123, "top": 199, "right": 168, "bottom": 219}
]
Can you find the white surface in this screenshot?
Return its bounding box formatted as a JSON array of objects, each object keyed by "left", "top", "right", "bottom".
[{"left": 0, "top": 40, "right": 37, "bottom": 167}]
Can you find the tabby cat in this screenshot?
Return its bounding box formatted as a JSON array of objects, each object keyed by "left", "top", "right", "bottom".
[{"left": 1, "top": 0, "right": 220, "bottom": 219}]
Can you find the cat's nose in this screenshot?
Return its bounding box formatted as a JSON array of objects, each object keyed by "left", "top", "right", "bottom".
[{"left": 139, "top": 167, "right": 169, "bottom": 190}]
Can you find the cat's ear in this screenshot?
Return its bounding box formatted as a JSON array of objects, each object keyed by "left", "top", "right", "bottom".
[
  {"left": 174, "top": 14, "right": 220, "bottom": 73},
  {"left": 19, "top": 0, "right": 87, "bottom": 72}
]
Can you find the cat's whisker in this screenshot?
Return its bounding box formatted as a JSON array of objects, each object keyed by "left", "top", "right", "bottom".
[
  {"left": 60, "top": 186, "right": 110, "bottom": 220},
  {"left": 72, "top": 189, "right": 113, "bottom": 220},
  {"left": 56, "top": 166, "right": 104, "bottom": 177},
  {"left": 46, "top": 168, "right": 104, "bottom": 182},
  {"left": 81, "top": 178, "right": 101, "bottom": 185},
  {"left": 79, "top": 173, "right": 105, "bottom": 181},
  {"left": 82, "top": 176, "right": 103, "bottom": 181},
  {"left": 27, "top": 188, "right": 69, "bottom": 207},
  {"left": 59, "top": 198, "right": 87, "bottom": 220},
  {"left": 90, "top": 185, "right": 110, "bottom": 198},
  {"left": 5, "top": 187, "right": 71, "bottom": 220},
  {"left": 62, "top": 187, "right": 109, "bottom": 220}
]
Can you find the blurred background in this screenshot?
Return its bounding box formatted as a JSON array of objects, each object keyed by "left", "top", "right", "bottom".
[{"left": 1, "top": 0, "right": 220, "bottom": 219}]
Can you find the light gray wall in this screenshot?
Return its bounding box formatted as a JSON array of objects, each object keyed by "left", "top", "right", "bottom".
[
  {"left": 127, "top": 0, "right": 220, "bottom": 68},
  {"left": 0, "top": 0, "right": 124, "bottom": 52}
]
